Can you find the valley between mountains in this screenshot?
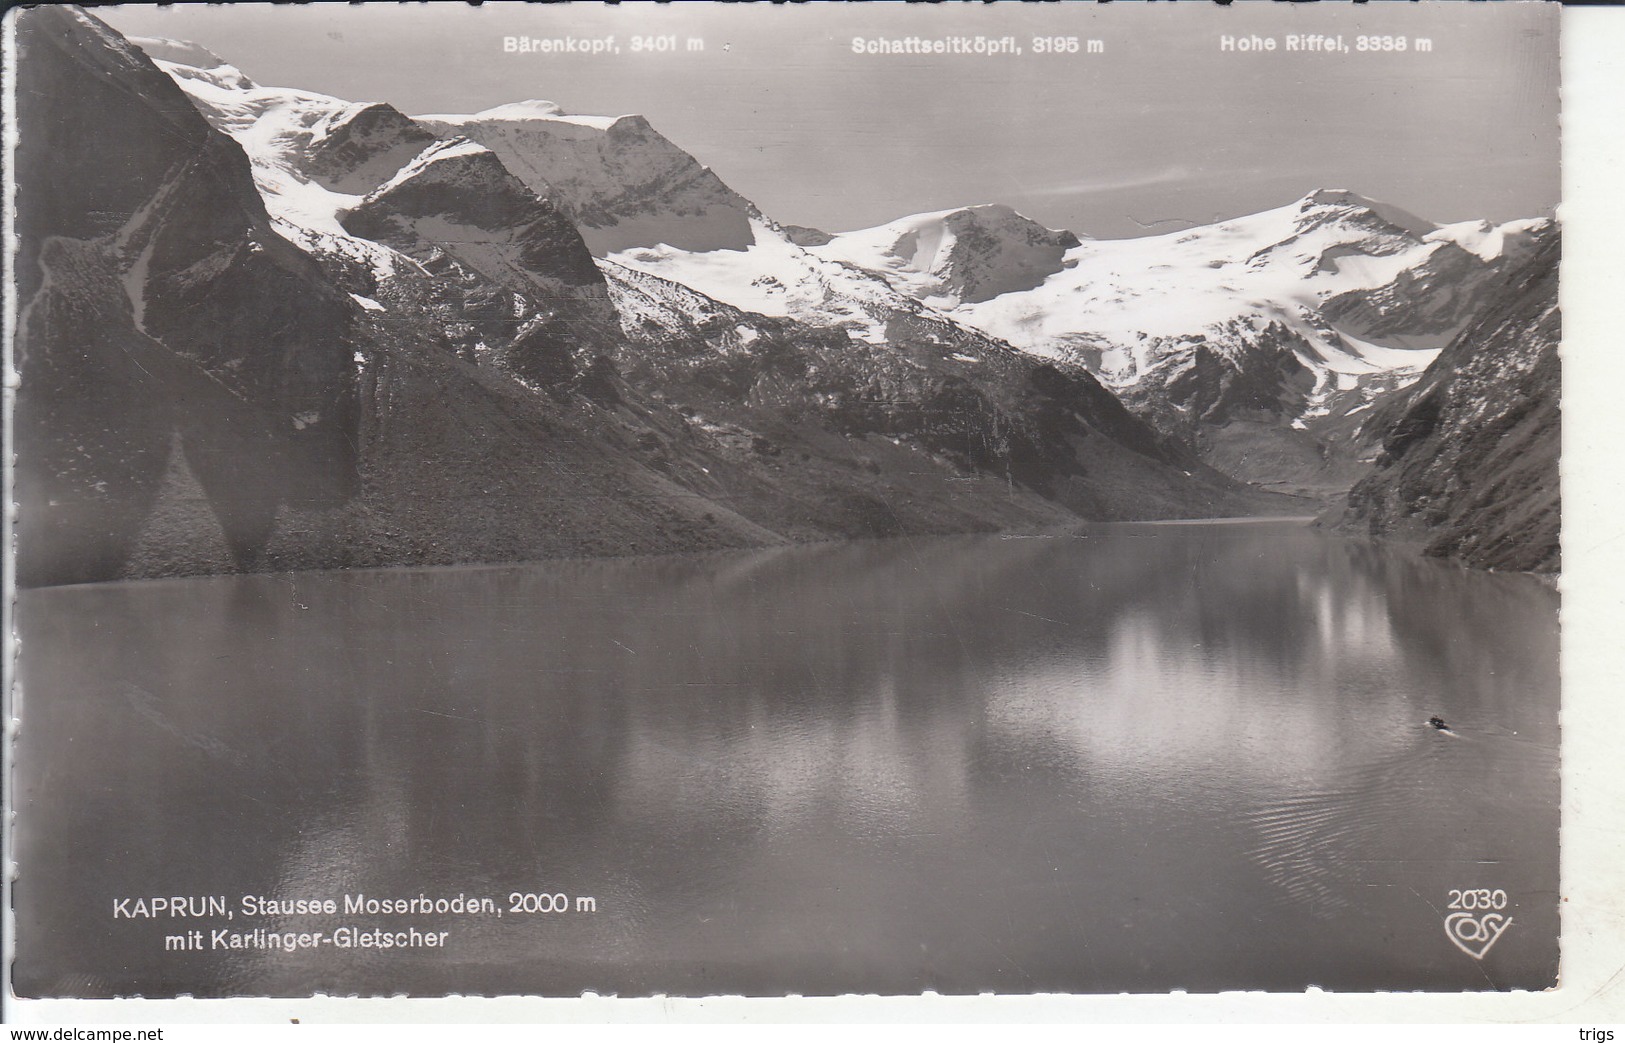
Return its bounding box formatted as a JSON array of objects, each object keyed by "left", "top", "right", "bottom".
[{"left": 11, "top": 7, "right": 1561, "bottom": 587}]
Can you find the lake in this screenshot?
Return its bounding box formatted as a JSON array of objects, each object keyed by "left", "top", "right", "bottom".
[{"left": 12, "top": 521, "right": 1560, "bottom": 997}]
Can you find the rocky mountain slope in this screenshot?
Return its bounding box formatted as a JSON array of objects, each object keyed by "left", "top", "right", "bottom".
[
  {"left": 1330, "top": 228, "right": 1560, "bottom": 573},
  {"left": 15, "top": 11, "right": 1284, "bottom": 588},
  {"left": 338, "top": 136, "right": 620, "bottom": 385},
  {"left": 600, "top": 260, "right": 1271, "bottom": 526}
]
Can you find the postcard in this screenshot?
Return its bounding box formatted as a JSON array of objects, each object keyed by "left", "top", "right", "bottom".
[{"left": 5, "top": 0, "right": 1566, "bottom": 1004}]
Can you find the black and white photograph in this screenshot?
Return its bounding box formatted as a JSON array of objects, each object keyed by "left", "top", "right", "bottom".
[{"left": 4, "top": 0, "right": 1578, "bottom": 1006}]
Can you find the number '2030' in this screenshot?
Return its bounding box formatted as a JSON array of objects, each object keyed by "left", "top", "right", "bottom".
[{"left": 1448, "top": 888, "right": 1508, "bottom": 910}]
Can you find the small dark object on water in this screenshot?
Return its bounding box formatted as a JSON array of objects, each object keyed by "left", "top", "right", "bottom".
[{"left": 1429, "top": 715, "right": 1451, "bottom": 731}]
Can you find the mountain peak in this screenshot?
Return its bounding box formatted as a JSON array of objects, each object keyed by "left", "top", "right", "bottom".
[
  {"left": 1297, "top": 188, "right": 1435, "bottom": 237},
  {"left": 128, "top": 35, "right": 234, "bottom": 70},
  {"left": 814, "top": 203, "right": 1080, "bottom": 306},
  {"left": 948, "top": 203, "right": 1083, "bottom": 247},
  {"left": 484, "top": 98, "right": 564, "bottom": 118},
  {"left": 417, "top": 100, "right": 633, "bottom": 131},
  {"left": 129, "top": 35, "right": 257, "bottom": 90},
  {"left": 1302, "top": 187, "right": 1373, "bottom": 207}
]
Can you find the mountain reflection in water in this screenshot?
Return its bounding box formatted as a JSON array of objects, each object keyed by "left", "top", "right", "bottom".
[{"left": 14, "top": 523, "right": 1558, "bottom": 997}]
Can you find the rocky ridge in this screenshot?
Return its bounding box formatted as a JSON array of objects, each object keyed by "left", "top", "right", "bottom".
[{"left": 1331, "top": 228, "right": 1560, "bottom": 573}]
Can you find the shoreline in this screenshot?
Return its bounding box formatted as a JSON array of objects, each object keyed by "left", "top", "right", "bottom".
[{"left": 21, "top": 513, "right": 1531, "bottom": 594}]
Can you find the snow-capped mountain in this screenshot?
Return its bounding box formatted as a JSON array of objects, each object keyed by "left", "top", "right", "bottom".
[
  {"left": 598, "top": 174, "right": 1546, "bottom": 488},
  {"left": 940, "top": 188, "right": 1544, "bottom": 368},
  {"left": 608, "top": 212, "right": 948, "bottom": 343},
  {"left": 292, "top": 41, "right": 1547, "bottom": 505},
  {"left": 416, "top": 101, "right": 756, "bottom": 255},
  {"left": 153, "top": 35, "right": 1539, "bottom": 502},
  {"left": 16, "top": 12, "right": 1288, "bottom": 586},
  {"left": 820, "top": 190, "right": 1551, "bottom": 494},
  {"left": 17, "top": 10, "right": 1559, "bottom": 581},
  {"left": 131, "top": 41, "right": 417, "bottom": 276},
  {"left": 408, "top": 102, "right": 1094, "bottom": 361},
  {"left": 142, "top": 41, "right": 621, "bottom": 383}
]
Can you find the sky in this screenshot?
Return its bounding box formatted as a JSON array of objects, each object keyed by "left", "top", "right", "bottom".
[{"left": 100, "top": 1, "right": 1561, "bottom": 240}]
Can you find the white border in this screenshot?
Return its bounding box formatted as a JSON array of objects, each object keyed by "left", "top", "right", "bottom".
[
  {"left": 5, "top": 0, "right": 1622, "bottom": 1028},
  {"left": 4, "top": 0, "right": 24, "bottom": 1028}
]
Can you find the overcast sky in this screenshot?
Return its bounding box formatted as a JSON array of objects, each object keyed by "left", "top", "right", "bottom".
[{"left": 101, "top": 1, "right": 1560, "bottom": 240}]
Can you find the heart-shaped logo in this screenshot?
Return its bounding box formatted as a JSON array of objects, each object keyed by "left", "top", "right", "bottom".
[{"left": 1444, "top": 911, "right": 1513, "bottom": 959}]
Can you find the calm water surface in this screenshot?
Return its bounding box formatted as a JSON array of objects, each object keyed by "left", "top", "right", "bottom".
[{"left": 14, "top": 523, "right": 1559, "bottom": 996}]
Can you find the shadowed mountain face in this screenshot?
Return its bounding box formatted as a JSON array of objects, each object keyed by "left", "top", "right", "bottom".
[
  {"left": 301, "top": 102, "right": 442, "bottom": 195},
  {"left": 1331, "top": 229, "right": 1560, "bottom": 573},
  {"left": 15, "top": 10, "right": 1292, "bottom": 588},
  {"left": 340, "top": 138, "right": 620, "bottom": 386},
  {"left": 13, "top": 6, "right": 360, "bottom": 586}
]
